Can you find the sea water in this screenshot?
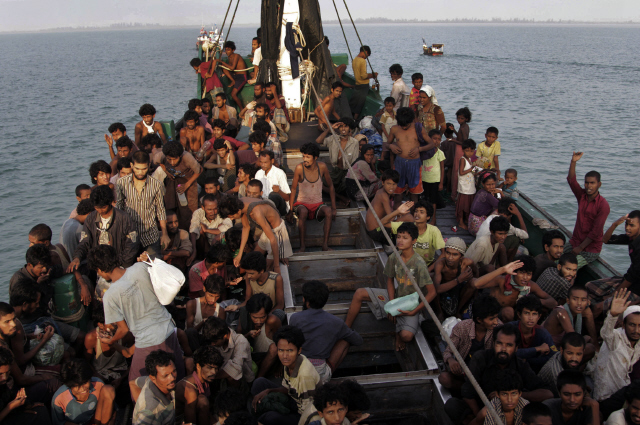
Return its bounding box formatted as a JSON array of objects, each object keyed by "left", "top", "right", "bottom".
[{"left": 0, "top": 24, "right": 638, "bottom": 299}]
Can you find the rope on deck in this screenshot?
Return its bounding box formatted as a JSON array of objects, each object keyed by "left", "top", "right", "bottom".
[{"left": 303, "top": 60, "right": 505, "bottom": 425}]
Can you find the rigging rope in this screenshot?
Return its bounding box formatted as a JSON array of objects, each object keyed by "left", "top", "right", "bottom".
[
  {"left": 340, "top": 0, "right": 379, "bottom": 87},
  {"left": 223, "top": 0, "right": 241, "bottom": 45},
  {"left": 300, "top": 53, "right": 505, "bottom": 425},
  {"left": 330, "top": 0, "right": 353, "bottom": 62}
]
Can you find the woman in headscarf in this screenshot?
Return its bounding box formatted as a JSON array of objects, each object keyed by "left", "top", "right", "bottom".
[{"left": 345, "top": 144, "right": 382, "bottom": 202}]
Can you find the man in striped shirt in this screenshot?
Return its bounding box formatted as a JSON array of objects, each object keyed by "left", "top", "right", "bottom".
[{"left": 116, "top": 151, "right": 170, "bottom": 257}]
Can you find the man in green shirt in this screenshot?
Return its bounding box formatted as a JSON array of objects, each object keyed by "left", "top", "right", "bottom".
[{"left": 349, "top": 46, "right": 377, "bottom": 120}]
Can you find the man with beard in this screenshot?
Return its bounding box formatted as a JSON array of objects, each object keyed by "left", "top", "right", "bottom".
[
  {"left": 314, "top": 82, "right": 343, "bottom": 131},
  {"left": 606, "top": 383, "right": 640, "bottom": 425},
  {"left": 537, "top": 253, "right": 579, "bottom": 303},
  {"left": 444, "top": 323, "right": 553, "bottom": 425},
  {"left": 289, "top": 281, "right": 362, "bottom": 384},
  {"left": 239, "top": 82, "right": 266, "bottom": 128},
  {"left": 538, "top": 333, "right": 587, "bottom": 398},
  {"left": 543, "top": 285, "right": 598, "bottom": 352},
  {"left": 289, "top": 143, "right": 336, "bottom": 252},
  {"left": 116, "top": 151, "right": 169, "bottom": 257},
  {"left": 593, "top": 289, "right": 640, "bottom": 401},
  {"left": 263, "top": 83, "right": 290, "bottom": 143},
  {"left": 439, "top": 294, "right": 502, "bottom": 391},
  {"left": 0, "top": 346, "right": 52, "bottom": 425},
  {"left": 132, "top": 350, "right": 178, "bottom": 424},
  {"left": 175, "top": 346, "right": 224, "bottom": 425},
  {"left": 160, "top": 210, "right": 193, "bottom": 272},
  {"left": 92, "top": 246, "right": 185, "bottom": 392},
  {"left": 565, "top": 152, "right": 610, "bottom": 269},
  {"left": 134, "top": 103, "right": 167, "bottom": 148},
  {"left": 543, "top": 370, "right": 599, "bottom": 425},
  {"left": 109, "top": 135, "right": 136, "bottom": 177},
  {"left": 533, "top": 230, "right": 566, "bottom": 282},
  {"left": 473, "top": 256, "right": 557, "bottom": 322},
  {"left": 431, "top": 237, "right": 478, "bottom": 317}
]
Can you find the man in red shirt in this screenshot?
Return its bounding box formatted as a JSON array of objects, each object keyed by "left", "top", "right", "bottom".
[
  {"left": 566, "top": 152, "right": 610, "bottom": 269},
  {"left": 190, "top": 58, "right": 223, "bottom": 100}
]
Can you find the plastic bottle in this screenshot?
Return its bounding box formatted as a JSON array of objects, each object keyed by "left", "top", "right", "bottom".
[
  {"left": 177, "top": 185, "right": 188, "bottom": 207},
  {"left": 383, "top": 292, "right": 420, "bottom": 317}
]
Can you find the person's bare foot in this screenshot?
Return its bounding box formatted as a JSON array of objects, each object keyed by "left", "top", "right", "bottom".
[
  {"left": 322, "top": 246, "right": 334, "bottom": 251},
  {"left": 395, "top": 333, "right": 406, "bottom": 351},
  {"left": 458, "top": 222, "right": 468, "bottom": 230},
  {"left": 298, "top": 245, "right": 306, "bottom": 253}
]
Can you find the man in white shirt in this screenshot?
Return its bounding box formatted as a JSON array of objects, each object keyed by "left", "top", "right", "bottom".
[
  {"left": 476, "top": 199, "right": 529, "bottom": 260},
  {"left": 254, "top": 150, "right": 291, "bottom": 216},
  {"left": 593, "top": 290, "right": 640, "bottom": 401},
  {"left": 389, "top": 63, "right": 410, "bottom": 111}
]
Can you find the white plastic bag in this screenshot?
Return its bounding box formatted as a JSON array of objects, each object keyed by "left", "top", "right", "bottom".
[
  {"left": 30, "top": 333, "right": 65, "bottom": 366},
  {"left": 143, "top": 258, "right": 185, "bottom": 305},
  {"left": 442, "top": 316, "right": 461, "bottom": 336}
]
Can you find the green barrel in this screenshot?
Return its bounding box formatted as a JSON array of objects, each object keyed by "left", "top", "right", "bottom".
[
  {"left": 51, "top": 274, "right": 82, "bottom": 318},
  {"left": 158, "top": 120, "right": 176, "bottom": 142}
]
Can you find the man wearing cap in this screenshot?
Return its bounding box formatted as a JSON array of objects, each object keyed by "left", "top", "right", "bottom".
[
  {"left": 592, "top": 289, "right": 640, "bottom": 401},
  {"left": 432, "top": 237, "right": 478, "bottom": 317},
  {"left": 350, "top": 46, "right": 377, "bottom": 120}
]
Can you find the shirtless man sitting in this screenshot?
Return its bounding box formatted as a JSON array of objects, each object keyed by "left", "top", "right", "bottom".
[
  {"left": 432, "top": 237, "right": 479, "bottom": 318},
  {"left": 289, "top": 143, "right": 337, "bottom": 252},
  {"left": 134, "top": 103, "right": 167, "bottom": 148},
  {"left": 542, "top": 285, "right": 597, "bottom": 362},
  {"left": 365, "top": 170, "right": 413, "bottom": 244},
  {"left": 175, "top": 346, "right": 223, "bottom": 425},
  {"left": 314, "top": 82, "right": 343, "bottom": 131},
  {"left": 179, "top": 110, "right": 207, "bottom": 163},
  {"left": 472, "top": 256, "right": 557, "bottom": 321},
  {"left": 222, "top": 41, "right": 247, "bottom": 110},
  {"left": 218, "top": 197, "right": 293, "bottom": 274},
  {"left": 388, "top": 107, "right": 435, "bottom": 209}
]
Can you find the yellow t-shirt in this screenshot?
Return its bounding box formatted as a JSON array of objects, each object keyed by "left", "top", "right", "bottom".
[
  {"left": 475, "top": 140, "right": 501, "bottom": 170},
  {"left": 352, "top": 57, "right": 368, "bottom": 85}
]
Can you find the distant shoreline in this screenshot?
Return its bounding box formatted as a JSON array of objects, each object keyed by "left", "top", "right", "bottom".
[{"left": 2, "top": 20, "right": 639, "bottom": 35}]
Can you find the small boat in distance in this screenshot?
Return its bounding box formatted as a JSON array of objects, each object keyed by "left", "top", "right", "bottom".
[{"left": 423, "top": 40, "right": 444, "bottom": 56}]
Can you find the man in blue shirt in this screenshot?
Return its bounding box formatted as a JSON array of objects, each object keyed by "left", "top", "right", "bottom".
[
  {"left": 511, "top": 295, "right": 558, "bottom": 373},
  {"left": 52, "top": 359, "right": 115, "bottom": 425},
  {"left": 289, "top": 280, "right": 363, "bottom": 384}
]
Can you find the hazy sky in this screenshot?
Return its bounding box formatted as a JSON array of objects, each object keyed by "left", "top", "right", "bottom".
[{"left": 1, "top": 0, "right": 638, "bottom": 32}]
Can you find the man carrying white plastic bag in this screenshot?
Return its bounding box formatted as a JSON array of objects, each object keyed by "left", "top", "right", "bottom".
[
  {"left": 89, "top": 245, "right": 185, "bottom": 387},
  {"left": 344, "top": 223, "right": 436, "bottom": 351}
]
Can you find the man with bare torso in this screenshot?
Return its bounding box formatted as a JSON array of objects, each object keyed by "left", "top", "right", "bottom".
[
  {"left": 222, "top": 41, "right": 247, "bottom": 110},
  {"left": 218, "top": 197, "right": 293, "bottom": 274},
  {"left": 134, "top": 103, "right": 167, "bottom": 148},
  {"left": 388, "top": 107, "right": 435, "bottom": 208},
  {"left": 213, "top": 93, "right": 239, "bottom": 128},
  {"left": 179, "top": 110, "right": 206, "bottom": 163},
  {"left": 314, "top": 82, "right": 343, "bottom": 131}
]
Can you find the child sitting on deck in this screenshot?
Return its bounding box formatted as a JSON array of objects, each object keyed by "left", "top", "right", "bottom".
[
  {"left": 345, "top": 222, "right": 436, "bottom": 351},
  {"left": 500, "top": 169, "right": 519, "bottom": 198},
  {"left": 365, "top": 170, "right": 414, "bottom": 245},
  {"left": 476, "top": 126, "right": 501, "bottom": 179},
  {"left": 456, "top": 139, "right": 477, "bottom": 230}
]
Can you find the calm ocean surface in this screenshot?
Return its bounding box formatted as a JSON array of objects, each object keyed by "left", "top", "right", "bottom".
[{"left": 1, "top": 24, "right": 639, "bottom": 300}]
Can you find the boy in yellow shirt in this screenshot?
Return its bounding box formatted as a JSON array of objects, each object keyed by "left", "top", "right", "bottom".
[{"left": 476, "top": 126, "right": 501, "bottom": 179}]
